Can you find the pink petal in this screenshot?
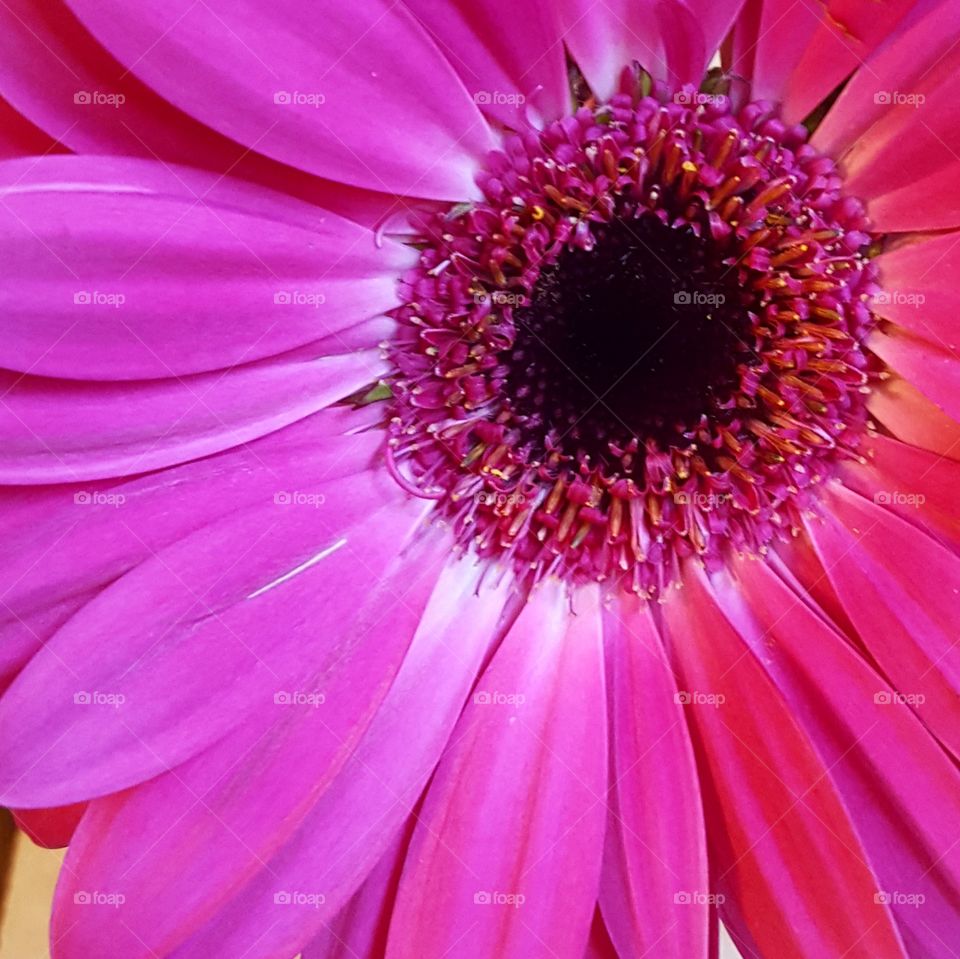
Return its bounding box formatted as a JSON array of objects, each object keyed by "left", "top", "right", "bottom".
[
  {"left": 51, "top": 532, "right": 450, "bottom": 959},
  {"left": 62, "top": 0, "right": 495, "bottom": 199},
  {"left": 840, "top": 432, "right": 960, "bottom": 553},
  {"left": 385, "top": 582, "right": 607, "bottom": 959},
  {"left": 302, "top": 825, "right": 413, "bottom": 959},
  {"left": 661, "top": 565, "right": 909, "bottom": 957},
  {"left": 0, "top": 0, "right": 407, "bottom": 226},
  {"left": 0, "top": 471, "right": 426, "bottom": 807},
  {"left": 744, "top": 0, "right": 915, "bottom": 125},
  {"left": 558, "top": 0, "right": 742, "bottom": 99},
  {"left": 0, "top": 345, "right": 384, "bottom": 483},
  {"left": 721, "top": 556, "right": 960, "bottom": 955},
  {"left": 814, "top": 1, "right": 960, "bottom": 231},
  {"left": 867, "top": 373, "right": 960, "bottom": 459},
  {"left": 873, "top": 233, "right": 960, "bottom": 345},
  {"left": 0, "top": 155, "right": 411, "bottom": 380},
  {"left": 868, "top": 326, "right": 960, "bottom": 425},
  {"left": 0, "top": 412, "right": 382, "bottom": 688},
  {"left": 599, "top": 595, "right": 709, "bottom": 958},
  {"left": 159, "top": 561, "right": 516, "bottom": 959},
  {"left": 805, "top": 482, "right": 960, "bottom": 761},
  {"left": 401, "top": 0, "right": 568, "bottom": 126}
]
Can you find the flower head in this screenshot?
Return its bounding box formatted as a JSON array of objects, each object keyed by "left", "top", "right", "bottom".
[{"left": 1, "top": 1, "right": 960, "bottom": 958}]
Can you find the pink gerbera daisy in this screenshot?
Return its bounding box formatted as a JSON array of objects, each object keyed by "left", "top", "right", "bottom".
[{"left": 2, "top": 0, "right": 960, "bottom": 956}]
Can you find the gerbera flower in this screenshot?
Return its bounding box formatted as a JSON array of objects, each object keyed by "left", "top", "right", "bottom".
[{"left": 1, "top": 0, "right": 960, "bottom": 956}]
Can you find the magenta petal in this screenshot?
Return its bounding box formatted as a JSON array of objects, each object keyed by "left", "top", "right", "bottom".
[
  {"left": 661, "top": 566, "right": 909, "bottom": 958},
  {"left": 402, "top": 0, "right": 568, "bottom": 126},
  {"left": 0, "top": 412, "right": 382, "bottom": 689},
  {"left": 559, "top": 0, "right": 741, "bottom": 99},
  {"left": 0, "top": 155, "right": 411, "bottom": 379},
  {"left": 0, "top": 472, "right": 427, "bottom": 807},
  {"left": 303, "top": 826, "right": 413, "bottom": 959},
  {"left": 158, "top": 560, "right": 515, "bottom": 959},
  {"left": 0, "top": 0, "right": 407, "bottom": 224},
  {"left": 0, "top": 345, "right": 384, "bottom": 483},
  {"left": 599, "top": 595, "right": 709, "bottom": 958},
  {"left": 386, "top": 582, "right": 607, "bottom": 959},
  {"left": 806, "top": 483, "right": 960, "bottom": 762},
  {"left": 51, "top": 533, "right": 450, "bottom": 959},
  {"left": 62, "top": 0, "right": 495, "bottom": 199}
]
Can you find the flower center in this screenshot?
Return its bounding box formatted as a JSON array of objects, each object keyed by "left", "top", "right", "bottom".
[{"left": 386, "top": 74, "right": 878, "bottom": 595}]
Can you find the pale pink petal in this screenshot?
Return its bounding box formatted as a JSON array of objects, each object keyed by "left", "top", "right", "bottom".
[
  {"left": 599, "top": 595, "right": 709, "bottom": 958},
  {"left": 63, "top": 0, "right": 495, "bottom": 199},
  {"left": 385, "top": 582, "right": 607, "bottom": 959},
  {"left": 0, "top": 472, "right": 427, "bottom": 807},
  {"left": 402, "top": 0, "right": 568, "bottom": 126},
  {"left": 156, "top": 562, "right": 517, "bottom": 959},
  {"left": 806, "top": 482, "right": 960, "bottom": 761},
  {"left": 661, "top": 565, "right": 909, "bottom": 957},
  {"left": 0, "top": 155, "right": 412, "bottom": 380}
]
